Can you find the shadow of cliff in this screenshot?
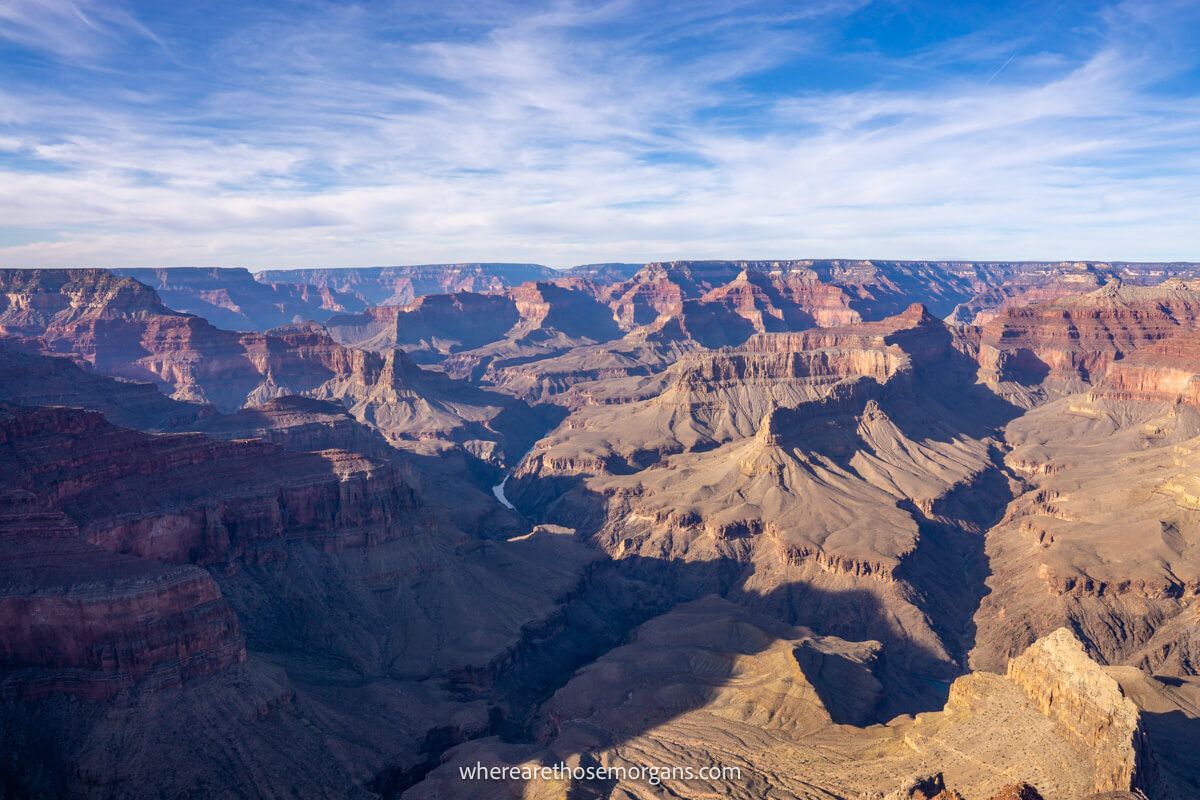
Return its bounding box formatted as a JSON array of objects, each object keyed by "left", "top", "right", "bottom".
[
  {"left": 893, "top": 457, "right": 1009, "bottom": 671},
  {"left": 365, "top": 546, "right": 965, "bottom": 799},
  {"left": 881, "top": 318, "right": 1026, "bottom": 444},
  {"left": 470, "top": 547, "right": 960, "bottom": 737},
  {"left": 1141, "top": 709, "right": 1200, "bottom": 798}
]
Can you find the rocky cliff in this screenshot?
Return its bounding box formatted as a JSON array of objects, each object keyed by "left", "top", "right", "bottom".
[
  {"left": 1003, "top": 629, "right": 1149, "bottom": 794},
  {"left": 114, "top": 267, "right": 365, "bottom": 331},
  {"left": 978, "top": 279, "right": 1200, "bottom": 391},
  {"left": 1088, "top": 333, "right": 1200, "bottom": 407},
  {"left": 0, "top": 404, "right": 420, "bottom": 564},
  {"left": 0, "top": 490, "right": 246, "bottom": 700}
]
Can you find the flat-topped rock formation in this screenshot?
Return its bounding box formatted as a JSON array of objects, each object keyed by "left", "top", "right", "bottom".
[
  {"left": 258, "top": 263, "right": 558, "bottom": 305},
  {"left": 114, "top": 267, "right": 365, "bottom": 331}
]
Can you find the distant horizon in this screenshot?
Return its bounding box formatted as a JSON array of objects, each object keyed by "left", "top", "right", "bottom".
[{"left": 8, "top": 257, "right": 1200, "bottom": 272}]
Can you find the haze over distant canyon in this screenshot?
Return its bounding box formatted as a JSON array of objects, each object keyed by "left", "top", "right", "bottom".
[{"left": 2, "top": 259, "right": 1200, "bottom": 799}]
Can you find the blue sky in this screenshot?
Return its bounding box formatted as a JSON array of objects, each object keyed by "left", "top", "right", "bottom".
[{"left": 1, "top": 0, "right": 1198, "bottom": 267}]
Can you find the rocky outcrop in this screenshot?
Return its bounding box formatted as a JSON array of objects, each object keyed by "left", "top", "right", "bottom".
[
  {"left": 1089, "top": 334, "right": 1200, "bottom": 407},
  {"left": 602, "top": 260, "right": 972, "bottom": 330},
  {"left": 1004, "top": 629, "right": 1149, "bottom": 794}
]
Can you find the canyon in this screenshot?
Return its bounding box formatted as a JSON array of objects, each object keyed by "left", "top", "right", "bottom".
[{"left": 3, "top": 261, "right": 1200, "bottom": 799}]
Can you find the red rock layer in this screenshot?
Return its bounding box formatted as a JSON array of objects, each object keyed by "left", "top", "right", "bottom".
[
  {"left": 0, "top": 491, "right": 245, "bottom": 699},
  {"left": 0, "top": 404, "right": 420, "bottom": 565},
  {"left": 1089, "top": 333, "right": 1200, "bottom": 407},
  {"left": 978, "top": 279, "right": 1200, "bottom": 388}
]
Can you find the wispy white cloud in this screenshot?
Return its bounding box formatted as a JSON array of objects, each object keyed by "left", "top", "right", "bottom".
[
  {"left": 0, "top": 0, "right": 1198, "bottom": 267},
  {"left": 0, "top": 0, "right": 160, "bottom": 61}
]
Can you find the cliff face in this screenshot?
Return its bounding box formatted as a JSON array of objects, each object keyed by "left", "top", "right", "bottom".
[
  {"left": 0, "top": 404, "right": 420, "bottom": 565},
  {"left": 505, "top": 281, "right": 622, "bottom": 343},
  {"left": 0, "top": 403, "right": 600, "bottom": 799},
  {"left": 0, "top": 490, "right": 246, "bottom": 700},
  {"left": 978, "top": 279, "right": 1200, "bottom": 391},
  {"left": 1003, "top": 629, "right": 1148, "bottom": 794},
  {"left": 1088, "top": 333, "right": 1200, "bottom": 407}
]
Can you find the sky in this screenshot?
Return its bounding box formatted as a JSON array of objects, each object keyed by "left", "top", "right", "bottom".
[{"left": 1, "top": 0, "right": 1199, "bottom": 268}]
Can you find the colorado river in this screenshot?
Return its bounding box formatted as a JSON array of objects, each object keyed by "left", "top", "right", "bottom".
[
  {"left": 493, "top": 446, "right": 536, "bottom": 510},
  {"left": 492, "top": 473, "right": 516, "bottom": 510}
]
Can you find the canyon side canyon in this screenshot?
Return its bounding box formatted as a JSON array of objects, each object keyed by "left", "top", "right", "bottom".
[{"left": 4, "top": 261, "right": 1200, "bottom": 800}]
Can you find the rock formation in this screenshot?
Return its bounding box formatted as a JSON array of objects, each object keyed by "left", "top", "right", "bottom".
[
  {"left": 5, "top": 264, "right": 1200, "bottom": 799},
  {"left": 0, "top": 489, "right": 245, "bottom": 700},
  {"left": 410, "top": 623, "right": 1172, "bottom": 800},
  {"left": 114, "top": 267, "right": 365, "bottom": 331},
  {"left": 0, "top": 270, "right": 546, "bottom": 462},
  {"left": 257, "top": 264, "right": 558, "bottom": 306},
  {"left": 978, "top": 279, "right": 1200, "bottom": 393},
  {"left": 1004, "top": 630, "right": 1148, "bottom": 794}
]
